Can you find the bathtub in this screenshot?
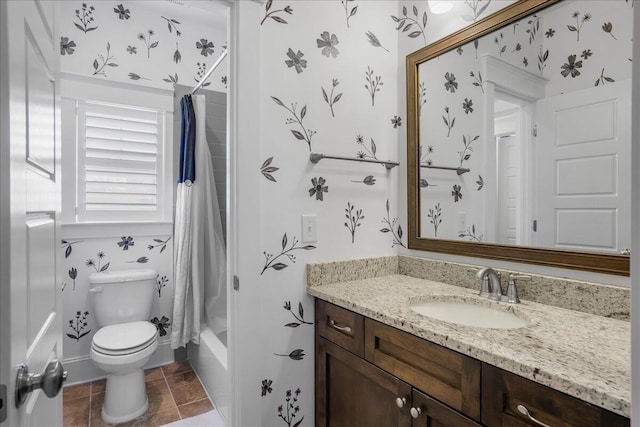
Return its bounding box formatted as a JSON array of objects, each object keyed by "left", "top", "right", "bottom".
[{"left": 190, "top": 326, "right": 229, "bottom": 425}]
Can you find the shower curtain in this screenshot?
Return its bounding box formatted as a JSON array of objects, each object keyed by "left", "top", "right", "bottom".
[{"left": 172, "top": 94, "right": 227, "bottom": 349}]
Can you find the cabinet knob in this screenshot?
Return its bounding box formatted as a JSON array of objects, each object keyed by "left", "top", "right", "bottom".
[
  {"left": 517, "top": 405, "right": 551, "bottom": 427},
  {"left": 410, "top": 407, "right": 422, "bottom": 419},
  {"left": 395, "top": 397, "right": 406, "bottom": 408}
]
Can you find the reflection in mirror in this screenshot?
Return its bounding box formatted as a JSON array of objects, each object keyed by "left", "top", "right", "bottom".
[{"left": 408, "top": 0, "right": 632, "bottom": 275}]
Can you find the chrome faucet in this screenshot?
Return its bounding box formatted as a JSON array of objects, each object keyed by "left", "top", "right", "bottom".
[
  {"left": 475, "top": 267, "right": 502, "bottom": 301},
  {"left": 471, "top": 268, "right": 531, "bottom": 304}
]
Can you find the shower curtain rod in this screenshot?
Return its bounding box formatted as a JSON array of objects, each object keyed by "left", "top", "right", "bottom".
[{"left": 191, "top": 48, "right": 228, "bottom": 95}]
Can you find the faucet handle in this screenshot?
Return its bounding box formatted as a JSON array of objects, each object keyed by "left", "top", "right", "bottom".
[
  {"left": 505, "top": 274, "right": 531, "bottom": 304},
  {"left": 509, "top": 274, "right": 531, "bottom": 283}
]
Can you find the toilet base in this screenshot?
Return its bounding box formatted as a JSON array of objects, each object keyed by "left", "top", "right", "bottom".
[{"left": 101, "top": 368, "right": 149, "bottom": 424}]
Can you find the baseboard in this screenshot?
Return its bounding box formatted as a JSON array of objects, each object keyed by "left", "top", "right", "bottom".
[{"left": 63, "top": 339, "right": 175, "bottom": 386}]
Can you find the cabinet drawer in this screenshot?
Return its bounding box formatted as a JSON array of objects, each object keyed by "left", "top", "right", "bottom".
[
  {"left": 411, "top": 389, "right": 481, "bottom": 427},
  {"left": 482, "top": 363, "right": 630, "bottom": 427},
  {"left": 365, "top": 319, "right": 481, "bottom": 421},
  {"left": 316, "top": 300, "right": 364, "bottom": 357}
]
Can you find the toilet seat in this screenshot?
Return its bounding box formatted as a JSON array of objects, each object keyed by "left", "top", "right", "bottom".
[{"left": 92, "top": 321, "right": 158, "bottom": 356}]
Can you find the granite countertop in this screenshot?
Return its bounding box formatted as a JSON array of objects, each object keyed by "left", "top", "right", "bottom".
[{"left": 307, "top": 274, "right": 630, "bottom": 418}]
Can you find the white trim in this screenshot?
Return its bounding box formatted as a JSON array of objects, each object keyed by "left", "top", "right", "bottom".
[
  {"left": 61, "top": 222, "right": 172, "bottom": 239},
  {"left": 60, "top": 73, "right": 174, "bottom": 111},
  {"left": 481, "top": 53, "right": 549, "bottom": 100},
  {"left": 228, "top": 2, "right": 263, "bottom": 426}
]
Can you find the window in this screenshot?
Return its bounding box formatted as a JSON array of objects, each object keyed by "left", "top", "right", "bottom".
[{"left": 76, "top": 101, "right": 166, "bottom": 222}]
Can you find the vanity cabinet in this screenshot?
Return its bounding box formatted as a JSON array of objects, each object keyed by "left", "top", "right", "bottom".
[
  {"left": 482, "top": 364, "right": 630, "bottom": 427},
  {"left": 315, "top": 299, "right": 630, "bottom": 427}
]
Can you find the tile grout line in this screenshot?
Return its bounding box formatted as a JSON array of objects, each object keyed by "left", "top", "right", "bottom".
[
  {"left": 162, "top": 369, "right": 182, "bottom": 420},
  {"left": 88, "top": 382, "right": 93, "bottom": 427}
]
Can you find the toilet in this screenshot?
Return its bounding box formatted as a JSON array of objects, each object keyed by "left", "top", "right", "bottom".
[{"left": 89, "top": 268, "right": 159, "bottom": 424}]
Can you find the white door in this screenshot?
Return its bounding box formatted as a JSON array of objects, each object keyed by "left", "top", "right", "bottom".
[
  {"left": 534, "top": 80, "right": 631, "bottom": 253},
  {"left": 497, "top": 135, "right": 519, "bottom": 245},
  {"left": 0, "top": 1, "right": 64, "bottom": 426}
]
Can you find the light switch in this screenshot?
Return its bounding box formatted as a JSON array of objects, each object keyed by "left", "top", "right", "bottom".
[{"left": 302, "top": 214, "right": 317, "bottom": 243}]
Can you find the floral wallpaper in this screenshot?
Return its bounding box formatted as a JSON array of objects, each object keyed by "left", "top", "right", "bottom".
[
  {"left": 59, "top": 1, "right": 228, "bottom": 92},
  {"left": 60, "top": 234, "right": 174, "bottom": 363},
  {"left": 257, "top": 1, "right": 401, "bottom": 424},
  {"left": 414, "top": 0, "right": 632, "bottom": 243}
]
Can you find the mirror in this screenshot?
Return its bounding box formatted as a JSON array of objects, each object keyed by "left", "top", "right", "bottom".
[{"left": 407, "top": 0, "right": 632, "bottom": 275}]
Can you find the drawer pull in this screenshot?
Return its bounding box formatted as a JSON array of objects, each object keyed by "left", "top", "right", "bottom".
[
  {"left": 395, "top": 397, "right": 407, "bottom": 408},
  {"left": 517, "top": 405, "right": 552, "bottom": 427},
  {"left": 329, "top": 319, "right": 352, "bottom": 333},
  {"left": 410, "top": 407, "right": 422, "bottom": 419}
]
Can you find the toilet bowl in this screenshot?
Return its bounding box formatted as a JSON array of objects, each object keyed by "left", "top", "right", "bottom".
[{"left": 88, "top": 269, "right": 158, "bottom": 423}]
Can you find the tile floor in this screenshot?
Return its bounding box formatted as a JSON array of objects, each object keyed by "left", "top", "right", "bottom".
[{"left": 63, "top": 361, "right": 213, "bottom": 427}]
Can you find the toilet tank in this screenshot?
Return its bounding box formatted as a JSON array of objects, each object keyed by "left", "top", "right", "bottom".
[{"left": 89, "top": 269, "right": 157, "bottom": 327}]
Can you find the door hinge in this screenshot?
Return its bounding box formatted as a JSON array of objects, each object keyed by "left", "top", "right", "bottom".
[
  {"left": 0, "top": 384, "right": 7, "bottom": 423},
  {"left": 233, "top": 275, "right": 239, "bottom": 291},
  {"left": 532, "top": 220, "right": 538, "bottom": 232},
  {"left": 532, "top": 125, "right": 537, "bottom": 137}
]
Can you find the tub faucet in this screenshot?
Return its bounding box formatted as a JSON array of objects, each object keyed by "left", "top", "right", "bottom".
[{"left": 475, "top": 267, "right": 502, "bottom": 301}]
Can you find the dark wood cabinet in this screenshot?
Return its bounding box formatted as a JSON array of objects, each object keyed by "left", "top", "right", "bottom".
[
  {"left": 316, "top": 337, "right": 412, "bottom": 427},
  {"left": 315, "top": 300, "right": 630, "bottom": 427},
  {"left": 481, "top": 364, "right": 630, "bottom": 427},
  {"left": 365, "top": 318, "right": 481, "bottom": 421},
  {"left": 411, "top": 389, "right": 481, "bottom": 427}
]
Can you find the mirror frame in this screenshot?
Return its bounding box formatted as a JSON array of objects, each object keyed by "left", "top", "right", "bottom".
[{"left": 406, "top": 0, "right": 629, "bottom": 276}]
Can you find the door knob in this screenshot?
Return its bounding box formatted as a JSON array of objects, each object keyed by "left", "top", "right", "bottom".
[
  {"left": 410, "top": 407, "right": 422, "bottom": 419},
  {"left": 395, "top": 397, "right": 407, "bottom": 408},
  {"left": 15, "top": 360, "right": 67, "bottom": 408}
]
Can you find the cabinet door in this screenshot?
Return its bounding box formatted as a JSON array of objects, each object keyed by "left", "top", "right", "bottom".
[
  {"left": 316, "top": 337, "right": 412, "bottom": 427},
  {"left": 482, "top": 364, "right": 630, "bottom": 427},
  {"left": 411, "top": 389, "right": 481, "bottom": 427}
]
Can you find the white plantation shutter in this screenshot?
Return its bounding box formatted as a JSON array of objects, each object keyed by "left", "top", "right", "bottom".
[{"left": 77, "top": 101, "right": 165, "bottom": 221}]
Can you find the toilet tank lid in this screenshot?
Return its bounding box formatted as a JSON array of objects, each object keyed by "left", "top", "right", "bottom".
[{"left": 89, "top": 268, "right": 157, "bottom": 284}]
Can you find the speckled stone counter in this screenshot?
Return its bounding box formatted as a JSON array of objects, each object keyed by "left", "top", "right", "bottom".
[{"left": 306, "top": 272, "right": 630, "bottom": 417}]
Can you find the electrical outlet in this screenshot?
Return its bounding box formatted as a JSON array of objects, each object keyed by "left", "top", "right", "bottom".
[{"left": 302, "top": 214, "right": 317, "bottom": 243}]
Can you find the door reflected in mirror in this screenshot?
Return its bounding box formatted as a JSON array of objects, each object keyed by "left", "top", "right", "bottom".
[{"left": 407, "top": 0, "right": 632, "bottom": 275}]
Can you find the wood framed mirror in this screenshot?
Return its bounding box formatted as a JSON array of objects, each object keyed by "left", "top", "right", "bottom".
[{"left": 407, "top": 0, "right": 631, "bottom": 276}]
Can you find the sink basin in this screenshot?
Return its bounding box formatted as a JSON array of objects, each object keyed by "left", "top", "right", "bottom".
[{"left": 410, "top": 300, "right": 528, "bottom": 329}]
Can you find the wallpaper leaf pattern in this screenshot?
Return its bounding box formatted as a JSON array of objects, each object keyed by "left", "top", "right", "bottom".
[
  {"left": 261, "top": 233, "right": 315, "bottom": 275},
  {"left": 67, "top": 310, "right": 91, "bottom": 341},
  {"left": 365, "top": 66, "right": 383, "bottom": 106},
  {"left": 462, "top": 0, "right": 492, "bottom": 23},
  {"left": 321, "top": 79, "right": 342, "bottom": 117},
  {"left": 341, "top": 0, "right": 358, "bottom": 28},
  {"left": 86, "top": 252, "right": 110, "bottom": 272},
  {"left": 113, "top": 4, "right": 130, "bottom": 20},
  {"left": 60, "top": 37, "right": 77, "bottom": 56},
  {"left": 365, "top": 31, "right": 389, "bottom": 52},
  {"left": 273, "top": 349, "right": 305, "bottom": 361},
  {"left": 261, "top": 0, "right": 293, "bottom": 25},
  {"left": 283, "top": 301, "right": 313, "bottom": 327},
  {"left": 285, "top": 48, "right": 307, "bottom": 73},
  {"left": 595, "top": 68, "right": 615, "bottom": 86},
  {"left": 74, "top": 3, "right": 98, "bottom": 34},
  {"left": 427, "top": 203, "right": 442, "bottom": 237},
  {"left": 261, "top": 379, "right": 274, "bottom": 396},
  {"left": 138, "top": 30, "right": 159, "bottom": 58},
  {"left": 391, "top": 5, "right": 427, "bottom": 45},
  {"left": 271, "top": 96, "right": 316, "bottom": 150},
  {"left": 344, "top": 202, "right": 364, "bottom": 243},
  {"left": 261, "top": 157, "right": 280, "bottom": 182},
  {"left": 61, "top": 239, "right": 83, "bottom": 258},
  {"left": 277, "top": 389, "right": 304, "bottom": 427},
  {"left": 92, "top": 42, "right": 118, "bottom": 77},
  {"left": 317, "top": 32, "right": 340, "bottom": 58},
  {"left": 150, "top": 315, "right": 171, "bottom": 336},
  {"left": 567, "top": 11, "right": 591, "bottom": 42},
  {"left": 308, "top": 177, "right": 328, "bottom": 201},
  {"left": 380, "top": 199, "right": 405, "bottom": 248}
]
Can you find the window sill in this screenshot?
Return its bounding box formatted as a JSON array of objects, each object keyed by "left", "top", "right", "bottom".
[{"left": 61, "top": 222, "right": 173, "bottom": 239}]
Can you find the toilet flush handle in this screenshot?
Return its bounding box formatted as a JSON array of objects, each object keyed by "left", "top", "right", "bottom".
[{"left": 89, "top": 286, "right": 103, "bottom": 293}]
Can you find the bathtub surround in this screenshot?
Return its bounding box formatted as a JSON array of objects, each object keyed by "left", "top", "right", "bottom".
[{"left": 308, "top": 255, "right": 630, "bottom": 320}]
